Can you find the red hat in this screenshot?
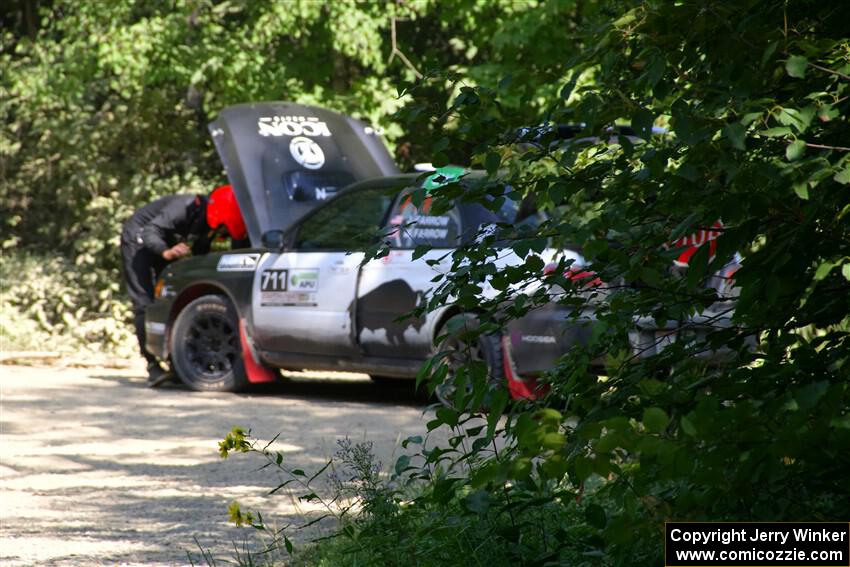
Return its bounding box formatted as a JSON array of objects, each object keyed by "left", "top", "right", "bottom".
[{"left": 207, "top": 185, "right": 247, "bottom": 240}]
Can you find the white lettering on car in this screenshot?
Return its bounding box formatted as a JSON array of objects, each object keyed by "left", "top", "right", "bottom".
[{"left": 257, "top": 116, "right": 332, "bottom": 137}]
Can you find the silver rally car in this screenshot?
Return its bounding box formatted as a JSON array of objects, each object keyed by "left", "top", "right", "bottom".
[
  {"left": 145, "top": 102, "right": 739, "bottom": 396},
  {"left": 145, "top": 102, "right": 586, "bottom": 393}
]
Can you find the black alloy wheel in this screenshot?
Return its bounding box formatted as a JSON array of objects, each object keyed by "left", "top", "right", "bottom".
[{"left": 170, "top": 295, "right": 249, "bottom": 391}]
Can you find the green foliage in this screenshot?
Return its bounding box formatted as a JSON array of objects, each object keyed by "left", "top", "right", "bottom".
[
  {"left": 0, "top": 249, "right": 135, "bottom": 355},
  {"left": 378, "top": 0, "right": 850, "bottom": 564},
  {"left": 216, "top": 429, "right": 611, "bottom": 567}
]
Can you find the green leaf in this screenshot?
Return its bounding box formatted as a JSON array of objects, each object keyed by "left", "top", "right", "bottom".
[
  {"left": 464, "top": 489, "right": 491, "bottom": 514},
  {"left": 842, "top": 264, "right": 850, "bottom": 281},
  {"left": 632, "top": 107, "right": 655, "bottom": 140},
  {"left": 786, "top": 55, "right": 807, "bottom": 78},
  {"left": 412, "top": 244, "right": 431, "bottom": 260},
  {"left": 793, "top": 183, "right": 809, "bottom": 200},
  {"left": 574, "top": 456, "right": 594, "bottom": 481},
  {"left": 814, "top": 261, "right": 836, "bottom": 280},
  {"left": 761, "top": 41, "right": 778, "bottom": 67},
  {"left": 484, "top": 152, "right": 501, "bottom": 174},
  {"left": 394, "top": 455, "right": 411, "bottom": 476},
  {"left": 535, "top": 408, "right": 563, "bottom": 425},
  {"left": 724, "top": 123, "right": 746, "bottom": 150},
  {"left": 795, "top": 381, "right": 828, "bottom": 411},
  {"left": 585, "top": 504, "right": 607, "bottom": 529},
  {"left": 432, "top": 152, "right": 449, "bottom": 168},
  {"left": 786, "top": 140, "right": 805, "bottom": 161},
  {"left": 643, "top": 407, "right": 669, "bottom": 433},
  {"left": 402, "top": 435, "right": 423, "bottom": 448},
  {"left": 541, "top": 432, "right": 566, "bottom": 450},
  {"left": 834, "top": 168, "right": 850, "bottom": 185},
  {"left": 680, "top": 415, "right": 697, "bottom": 437},
  {"left": 540, "top": 455, "right": 569, "bottom": 480},
  {"left": 760, "top": 127, "right": 791, "bottom": 138},
  {"left": 817, "top": 104, "right": 839, "bottom": 122}
]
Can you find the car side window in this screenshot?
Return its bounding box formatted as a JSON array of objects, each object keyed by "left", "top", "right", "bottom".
[
  {"left": 387, "top": 193, "right": 462, "bottom": 249},
  {"left": 295, "top": 187, "right": 393, "bottom": 251}
]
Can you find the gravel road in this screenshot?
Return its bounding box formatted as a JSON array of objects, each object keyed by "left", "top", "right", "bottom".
[{"left": 0, "top": 363, "right": 438, "bottom": 566}]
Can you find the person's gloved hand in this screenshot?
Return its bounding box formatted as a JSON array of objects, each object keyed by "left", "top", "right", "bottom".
[{"left": 163, "top": 242, "right": 191, "bottom": 261}]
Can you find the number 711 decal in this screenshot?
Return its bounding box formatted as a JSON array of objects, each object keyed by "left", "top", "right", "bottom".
[{"left": 261, "top": 269, "right": 288, "bottom": 292}]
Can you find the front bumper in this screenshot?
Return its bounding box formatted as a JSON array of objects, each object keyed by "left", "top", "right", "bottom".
[{"left": 144, "top": 299, "right": 173, "bottom": 360}]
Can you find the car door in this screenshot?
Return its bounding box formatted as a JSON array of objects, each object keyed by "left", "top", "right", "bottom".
[
  {"left": 250, "top": 185, "right": 396, "bottom": 356},
  {"left": 356, "top": 193, "right": 463, "bottom": 358}
]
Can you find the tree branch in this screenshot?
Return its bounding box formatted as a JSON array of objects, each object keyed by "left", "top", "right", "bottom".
[{"left": 387, "top": 18, "right": 423, "bottom": 80}]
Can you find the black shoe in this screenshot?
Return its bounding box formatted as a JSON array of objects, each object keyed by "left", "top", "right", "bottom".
[{"left": 147, "top": 363, "right": 173, "bottom": 388}]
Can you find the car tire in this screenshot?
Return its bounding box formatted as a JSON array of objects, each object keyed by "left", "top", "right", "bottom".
[
  {"left": 434, "top": 314, "right": 504, "bottom": 410},
  {"left": 170, "top": 295, "right": 249, "bottom": 392}
]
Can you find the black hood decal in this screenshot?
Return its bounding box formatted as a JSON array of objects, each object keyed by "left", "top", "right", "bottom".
[{"left": 209, "top": 102, "right": 399, "bottom": 246}]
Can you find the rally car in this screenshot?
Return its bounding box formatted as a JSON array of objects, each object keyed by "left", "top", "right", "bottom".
[{"left": 145, "top": 102, "right": 739, "bottom": 398}]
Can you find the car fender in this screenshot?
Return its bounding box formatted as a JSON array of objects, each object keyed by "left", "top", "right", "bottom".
[{"left": 147, "top": 251, "right": 264, "bottom": 359}]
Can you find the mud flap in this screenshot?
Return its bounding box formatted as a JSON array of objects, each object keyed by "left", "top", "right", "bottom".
[
  {"left": 502, "top": 336, "right": 548, "bottom": 400},
  {"left": 239, "top": 319, "right": 277, "bottom": 383}
]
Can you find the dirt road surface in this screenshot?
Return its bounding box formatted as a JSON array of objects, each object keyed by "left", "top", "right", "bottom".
[{"left": 0, "top": 363, "right": 438, "bottom": 566}]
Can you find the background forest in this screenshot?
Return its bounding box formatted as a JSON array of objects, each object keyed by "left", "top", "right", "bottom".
[
  {"left": 2, "top": 1, "right": 849, "bottom": 565},
  {"left": 2, "top": 0, "right": 569, "bottom": 354}
]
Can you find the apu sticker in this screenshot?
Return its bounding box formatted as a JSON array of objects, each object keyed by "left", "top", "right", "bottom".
[
  {"left": 258, "top": 116, "right": 332, "bottom": 138},
  {"left": 217, "top": 253, "right": 260, "bottom": 272},
  {"left": 288, "top": 269, "right": 319, "bottom": 291}
]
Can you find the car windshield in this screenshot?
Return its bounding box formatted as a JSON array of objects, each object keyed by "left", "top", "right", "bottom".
[{"left": 385, "top": 181, "right": 544, "bottom": 249}]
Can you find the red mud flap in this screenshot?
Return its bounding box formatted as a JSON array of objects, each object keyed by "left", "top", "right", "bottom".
[
  {"left": 239, "top": 319, "right": 277, "bottom": 384},
  {"left": 502, "top": 336, "right": 549, "bottom": 400}
]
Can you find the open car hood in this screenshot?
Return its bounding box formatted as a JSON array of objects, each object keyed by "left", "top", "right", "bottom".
[{"left": 209, "top": 102, "right": 399, "bottom": 246}]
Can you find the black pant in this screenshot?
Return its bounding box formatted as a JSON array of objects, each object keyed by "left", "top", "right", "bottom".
[{"left": 121, "top": 239, "right": 166, "bottom": 365}]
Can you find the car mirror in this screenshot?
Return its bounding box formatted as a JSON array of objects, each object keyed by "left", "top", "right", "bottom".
[{"left": 261, "top": 230, "right": 286, "bottom": 250}]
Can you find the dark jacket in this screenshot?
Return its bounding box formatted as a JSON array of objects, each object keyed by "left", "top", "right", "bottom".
[{"left": 122, "top": 195, "right": 212, "bottom": 256}]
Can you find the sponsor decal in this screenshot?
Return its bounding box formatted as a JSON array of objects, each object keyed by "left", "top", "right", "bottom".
[
  {"left": 258, "top": 115, "right": 332, "bottom": 138},
  {"left": 668, "top": 220, "right": 723, "bottom": 267},
  {"left": 521, "top": 335, "right": 557, "bottom": 344},
  {"left": 289, "top": 269, "right": 319, "bottom": 291},
  {"left": 260, "top": 268, "right": 319, "bottom": 306},
  {"left": 424, "top": 165, "right": 465, "bottom": 191},
  {"left": 217, "top": 253, "right": 260, "bottom": 272},
  {"left": 289, "top": 136, "right": 325, "bottom": 170},
  {"left": 261, "top": 291, "right": 317, "bottom": 306},
  {"left": 145, "top": 321, "right": 166, "bottom": 334}
]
